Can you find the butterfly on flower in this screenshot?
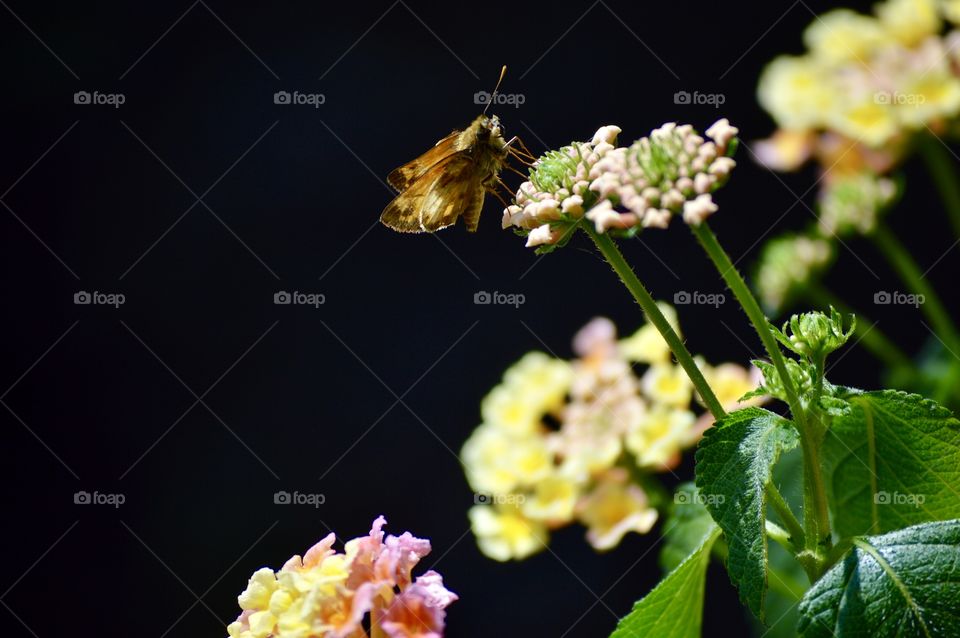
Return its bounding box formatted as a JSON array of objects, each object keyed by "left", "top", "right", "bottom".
[{"left": 380, "top": 66, "right": 535, "bottom": 233}]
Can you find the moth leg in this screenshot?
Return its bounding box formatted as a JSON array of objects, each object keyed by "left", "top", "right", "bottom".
[
  {"left": 508, "top": 151, "right": 534, "bottom": 167},
  {"left": 482, "top": 174, "right": 513, "bottom": 209},
  {"left": 504, "top": 135, "right": 537, "bottom": 161},
  {"left": 489, "top": 184, "right": 512, "bottom": 209},
  {"left": 505, "top": 164, "right": 530, "bottom": 179}
]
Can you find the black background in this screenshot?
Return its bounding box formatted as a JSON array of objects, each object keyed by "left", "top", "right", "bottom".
[{"left": 1, "top": 1, "right": 956, "bottom": 636}]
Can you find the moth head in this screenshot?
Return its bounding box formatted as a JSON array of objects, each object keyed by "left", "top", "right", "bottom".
[{"left": 477, "top": 114, "right": 503, "bottom": 141}]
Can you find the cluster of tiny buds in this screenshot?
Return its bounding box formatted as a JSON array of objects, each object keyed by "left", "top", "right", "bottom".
[
  {"left": 503, "top": 126, "right": 622, "bottom": 247},
  {"left": 503, "top": 120, "right": 739, "bottom": 248},
  {"left": 587, "top": 119, "right": 738, "bottom": 232}
]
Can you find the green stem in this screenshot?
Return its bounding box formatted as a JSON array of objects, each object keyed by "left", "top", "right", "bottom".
[
  {"left": 690, "top": 222, "right": 833, "bottom": 570},
  {"left": 584, "top": 223, "right": 726, "bottom": 420},
  {"left": 766, "top": 483, "right": 805, "bottom": 550},
  {"left": 870, "top": 222, "right": 960, "bottom": 401},
  {"left": 690, "top": 223, "right": 806, "bottom": 425},
  {"left": 804, "top": 280, "right": 913, "bottom": 371},
  {"left": 918, "top": 134, "right": 960, "bottom": 239}
]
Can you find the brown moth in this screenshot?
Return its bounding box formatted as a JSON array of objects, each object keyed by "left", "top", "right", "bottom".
[{"left": 380, "top": 67, "right": 531, "bottom": 233}]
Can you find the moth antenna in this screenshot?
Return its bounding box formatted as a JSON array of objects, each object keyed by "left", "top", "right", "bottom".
[{"left": 483, "top": 65, "right": 508, "bottom": 115}]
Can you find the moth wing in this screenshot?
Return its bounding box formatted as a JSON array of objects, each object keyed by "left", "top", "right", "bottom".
[
  {"left": 386, "top": 130, "right": 460, "bottom": 192},
  {"left": 380, "top": 152, "right": 482, "bottom": 233},
  {"left": 418, "top": 156, "right": 485, "bottom": 233}
]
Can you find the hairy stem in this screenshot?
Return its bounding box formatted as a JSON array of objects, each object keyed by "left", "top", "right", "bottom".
[
  {"left": 690, "top": 222, "right": 832, "bottom": 571},
  {"left": 766, "top": 483, "right": 805, "bottom": 550},
  {"left": 584, "top": 223, "right": 727, "bottom": 419}
]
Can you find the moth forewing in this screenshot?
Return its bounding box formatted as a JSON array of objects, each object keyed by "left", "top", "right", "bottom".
[
  {"left": 380, "top": 114, "right": 509, "bottom": 233},
  {"left": 386, "top": 131, "right": 460, "bottom": 192}
]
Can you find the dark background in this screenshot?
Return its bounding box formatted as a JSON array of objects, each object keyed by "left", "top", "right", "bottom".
[{"left": 1, "top": 1, "right": 955, "bottom": 636}]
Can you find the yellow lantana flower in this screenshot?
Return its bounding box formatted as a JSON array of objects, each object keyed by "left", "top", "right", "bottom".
[
  {"left": 625, "top": 404, "right": 696, "bottom": 468},
  {"left": 618, "top": 303, "right": 679, "bottom": 363},
  {"left": 468, "top": 505, "right": 547, "bottom": 561},
  {"left": 461, "top": 425, "right": 520, "bottom": 495},
  {"left": 502, "top": 351, "right": 573, "bottom": 414},
  {"left": 702, "top": 362, "right": 761, "bottom": 410},
  {"left": 576, "top": 475, "right": 658, "bottom": 551},
  {"left": 896, "top": 72, "right": 960, "bottom": 128},
  {"left": 522, "top": 474, "right": 581, "bottom": 524},
  {"left": 758, "top": 56, "right": 838, "bottom": 130},
  {"left": 641, "top": 363, "right": 692, "bottom": 408},
  {"left": 480, "top": 384, "right": 542, "bottom": 437},
  {"left": 828, "top": 98, "right": 899, "bottom": 146},
  {"left": 876, "top": 0, "right": 941, "bottom": 46},
  {"left": 803, "top": 9, "right": 888, "bottom": 63}
]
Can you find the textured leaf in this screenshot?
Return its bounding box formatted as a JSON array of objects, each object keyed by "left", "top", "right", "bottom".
[
  {"left": 695, "top": 407, "right": 799, "bottom": 619},
  {"left": 660, "top": 483, "right": 718, "bottom": 573},
  {"left": 822, "top": 390, "right": 960, "bottom": 538},
  {"left": 610, "top": 526, "right": 720, "bottom": 638},
  {"left": 798, "top": 519, "right": 960, "bottom": 637}
]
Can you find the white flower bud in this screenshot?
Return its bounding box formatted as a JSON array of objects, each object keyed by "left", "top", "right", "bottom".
[
  {"left": 526, "top": 223, "right": 558, "bottom": 247},
  {"left": 706, "top": 118, "right": 738, "bottom": 149},
  {"left": 683, "top": 194, "right": 718, "bottom": 226},
  {"left": 586, "top": 200, "right": 624, "bottom": 233},
  {"left": 592, "top": 125, "right": 622, "bottom": 146},
  {"left": 642, "top": 208, "right": 672, "bottom": 228}
]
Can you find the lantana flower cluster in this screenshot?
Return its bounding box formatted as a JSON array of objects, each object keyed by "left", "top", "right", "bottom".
[
  {"left": 757, "top": 0, "right": 960, "bottom": 155},
  {"left": 502, "top": 120, "right": 739, "bottom": 250},
  {"left": 754, "top": 0, "right": 959, "bottom": 311},
  {"left": 227, "top": 517, "right": 457, "bottom": 638},
  {"left": 463, "top": 309, "right": 763, "bottom": 561}
]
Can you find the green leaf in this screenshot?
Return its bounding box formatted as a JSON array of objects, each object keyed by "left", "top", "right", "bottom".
[
  {"left": 660, "top": 483, "right": 718, "bottom": 573},
  {"left": 798, "top": 519, "right": 960, "bottom": 637},
  {"left": 695, "top": 407, "right": 799, "bottom": 620},
  {"left": 822, "top": 389, "right": 960, "bottom": 538},
  {"left": 610, "top": 525, "right": 720, "bottom": 638}
]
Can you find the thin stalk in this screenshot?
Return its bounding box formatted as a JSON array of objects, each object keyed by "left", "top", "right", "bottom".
[
  {"left": 690, "top": 223, "right": 806, "bottom": 425},
  {"left": 690, "top": 222, "right": 833, "bottom": 569},
  {"left": 870, "top": 222, "right": 960, "bottom": 400},
  {"left": 804, "top": 280, "right": 913, "bottom": 370},
  {"left": 584, "top": 223, "right": 726, "bottom": 420},
  {"left": 766, "top": 483, "right": 805, "bottom": 549},
  {"left": 765, "top": 520, "right": 797, "bottom": 553},
  {"left": 918, "top": 134, "right": 960, "bottom": 239}
]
